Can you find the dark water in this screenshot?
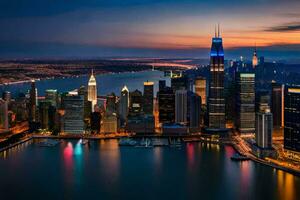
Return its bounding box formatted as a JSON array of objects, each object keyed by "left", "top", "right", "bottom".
[
  {"left": 0, "top": 70, "right": 170, "bottom": 96},
  {"left": 0, "top": 139, "right": 299, "bottom": 200}
]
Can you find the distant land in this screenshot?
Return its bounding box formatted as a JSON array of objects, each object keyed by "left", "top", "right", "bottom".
[{"left": 0, "top": 58, "right": 206, "bottom": 84}]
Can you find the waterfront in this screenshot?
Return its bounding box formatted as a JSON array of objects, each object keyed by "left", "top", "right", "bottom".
[
  {"left": 0, "top": 139, "right": 299, "bottom": 200},
  {"left": 0, "top": 70, "right": 170, "bottom": 96}
]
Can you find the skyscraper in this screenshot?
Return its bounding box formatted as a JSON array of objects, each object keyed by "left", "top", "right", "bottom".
[
  {"left": 252, "top": 47, "right": 258, "bottom": 68},
  {"left": 88, "top": 70, "right": 97, "bottom": 112},
  {"left": 38, "top": 100, "right": 51, "bottom": 129},
  {"left": 45, "top": 89, "right": 58, "bottom": 107},
  {"left": 255, "top": 108, "right": 273, "bottom": 149},
  {"left": 158, "top": 87, "right": 175, "bottom": 123},
  {"left": 189, "top": 92, "right": 201, "bottom": 129},
  {"left": 195, "top": 77, "right": 206, "bottom": 105},
  {"left": 119, "top": 85, "right": 129, "bottom": 126},
  {"left": 129, "top": 90, "right": 143, "bottom": 116},
  {"left": 271, "top": 82, "right": 284, "bottom": 128},
  {"left": 236, "top": 73, "right": 255, "bottom": 134},
  {"left": 143, "top": 81, "right": 154, "bottom": 115},
  {"left": 61, "top": 92, "right": 84, "bottom": 134},
  {"left": 208, "top": 26, "right": 226, "bottom": 129},
  {"left": 29, "top": 80, "right": 38, "bottom": 122},
  {"left": 171, "top": 76, "right": 188, "bottom": 92},
  {"left": 175, "top": 90, "right": 188, "bottom": 124},
  {"left": 284, "top": 86, "right": 300, "bottom": 154}
]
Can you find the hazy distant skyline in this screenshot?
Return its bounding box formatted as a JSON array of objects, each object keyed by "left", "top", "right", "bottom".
[{"left": 1, "top": 0, "right": 300, "bottom": 59}]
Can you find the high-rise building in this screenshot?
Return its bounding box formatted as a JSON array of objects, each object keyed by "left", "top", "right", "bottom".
[
  {"left": 208, "top": 27, "right": 226, "bottom": 129},
  {"left": 158, "top": 87, "right": 175, "bottom": 123},
  {"left": 90, "top": 112, "right": 101, "bottom": 134},
  {"left": 252, "top": 47, "right": 258, "bottom": 68},
  {"left": 171, "top": 76, "right": 188, "bottom": 92},
  {"left": 119, "top": 86, "right": 129, "bottom": 126},
  {"left": 175, "top": 90, "right": 188, "bottom": 124},
  {"left": 195, "top": 77, "right": 206, "bottom": 105},
  {"left": 284, "top": 86, "right": 300, "bottom": 154},
  {"left": 106, "top": 93, "right": 117, "bottom": 115},
  {"left": 0, "top": 99, "right": 8, "bottom": 131},
  {"left": 255, "top": 108, "right": 273, "bottom": 149},
  {"left": 78, "top": 86, "right": 91, "bottom": 119},
  {"left": 29, "top": 80, "right": 38, "bottom": 122},
  {"left": 38, "top": 100, "right": 51, "bottom": 129},
  {"left": 45, "top": 89, "right": 58, "bottom": 107},
  {"left": 159, "top": 80, "right": 166, "bottom": 91},
  {"left": 236, "top": 73, "right": 255, "bottom": 134},
  {"left": 102, "top": 114, "right": 118, "bottom": 133},
  {"left": 143, "top": 81, "right": 154, "bottom": 115},
  {"left": 88, "top": 70, "right": 97, "bottom": 112},
  {"left": 189, "top": 92, "right": 201, "bottom": 129},
  {"left": 61, "top": 92, "right": 84, "bottom": 134},
  {"left": 129, "top": 90, "right": 143, "bottom": 116},
  {"left": 256, "top": 90, "right": 270, "bottom": 112},
  {"left": 271, "top": 82, "right": 284, "bottom": 128}
]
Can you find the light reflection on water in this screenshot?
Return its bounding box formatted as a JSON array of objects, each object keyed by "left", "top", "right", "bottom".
[{"left": 0, "top": 139, "right": 299, "bottom": 200}]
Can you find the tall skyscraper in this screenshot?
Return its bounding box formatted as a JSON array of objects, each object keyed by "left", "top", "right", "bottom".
[
  {"left": 143, "top": 81, "right": 154, "bottom": 115},
  {"left": 175, "top": 90, "right": 188, "bottom": 124},
  {"left": 88, "top": 70, "right": 97, "bottom": 112},
  {"left": 236, "top": 73, "right": 255, "bottom": 134},
  {"left": 255, "top": 108, "right": 273, "bottom": 149},
  {"left": 208, "top": 26, "right": 226, "bottom": 129},
  {"left": 61, "top": 92, "right": 84, "bottom": 134},
  {"left": 271, "top": 82, "right": 284, "bottom": 128},
  {"left": 158, "top": 87, "right": 175, "bottom": 123},
  {"left": 284, "top": 86, "right": 300, "bottom": 154},
  {"left": 194, "top": 77, "right": 206, "bottom": 105},
  {"left": 29, "top": 80, "right": 38, "bottom": 122},
  {"left": 119, "top": 85, "right": 129, "bottom": 126},
  {"left": 45, "top": 89, "right": 58, "bottom": 107},
  {"left": 252, "top": 47, "right": 258, "bottom": 68}
]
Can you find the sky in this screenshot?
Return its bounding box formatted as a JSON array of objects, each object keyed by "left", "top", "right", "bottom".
[{"left": 1, "top": 0, "right": 300, "bottom": 60}]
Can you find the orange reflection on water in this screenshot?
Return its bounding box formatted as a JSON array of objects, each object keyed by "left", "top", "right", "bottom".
[
  {"left": 99, "top": 140, "right": 120, "bottom": 183},
  {"left": 277, "top": 170, "right": 296, "bottom": 200}
]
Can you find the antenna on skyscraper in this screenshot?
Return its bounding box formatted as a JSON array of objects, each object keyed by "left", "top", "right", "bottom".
[
  {"left": 218, "top": 23, "right": 220, "bottom": 38},
  {"left": 215, "top": 25, "right": 217, "bottom": 38}
]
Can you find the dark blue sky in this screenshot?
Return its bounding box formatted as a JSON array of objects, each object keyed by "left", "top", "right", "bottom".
[{"left": 1, "top": 0, "right": 300, "bottom": 60}]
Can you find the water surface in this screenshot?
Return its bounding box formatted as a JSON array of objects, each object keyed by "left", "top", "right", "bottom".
[{"left": 0, "top": 139, "right": 299, "bottom": 200}]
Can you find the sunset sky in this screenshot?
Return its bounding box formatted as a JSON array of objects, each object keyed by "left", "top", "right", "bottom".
[{"left": 1, "top": 0, "right": 300, "bottom": 59}]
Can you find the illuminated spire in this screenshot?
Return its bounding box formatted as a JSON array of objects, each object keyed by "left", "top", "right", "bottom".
[
  {"left": 215, "top": 25, "right": 217, "bottom": 38},
  {"left": 218, "top": 23, "right": 220, "bottom": 38}
]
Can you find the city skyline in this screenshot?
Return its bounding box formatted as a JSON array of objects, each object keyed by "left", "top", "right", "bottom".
[{"left": 1, "top": 0, "right": 300, "bottom": 59}]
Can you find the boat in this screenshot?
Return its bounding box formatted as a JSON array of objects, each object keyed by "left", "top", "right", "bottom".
[
  {"left": 37, "top": 139, "right": 60, "bottom": 147},
  {"left": 231, "top": 153, "right": 250, "bottom": 161},
  {"left": 136, "top": 138, "right": 153, "bottom": 148},
  {"left": 80, "top": 139, "right": 89, "bottom": 145},
  {"left": 152, "top": 138, "right": 169, "bottom": 147},
  {"left": 119, "top": 138, "right": 137, "bottom": 146},
  {"left": 169, "top": 138, "right": 182, "bottom": 148}
]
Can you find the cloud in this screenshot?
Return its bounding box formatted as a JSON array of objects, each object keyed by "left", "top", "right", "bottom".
[{"left": 264, "top": 22, "right": 300, "bottom": 32}]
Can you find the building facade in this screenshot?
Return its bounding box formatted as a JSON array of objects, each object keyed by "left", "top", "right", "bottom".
[
  {"left": 208, "top": 30, "right": 226, "bottom": 129},
  {"left": 236, "top": 73, "right": 256, "bottom": 134}
]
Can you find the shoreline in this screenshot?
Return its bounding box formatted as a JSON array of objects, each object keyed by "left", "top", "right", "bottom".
[
  {"left": 1, "top": 134, "right": 299, "bottom": 177},
  {"left": 0, "top": 68, "right": 157, "bottom": 86}
]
